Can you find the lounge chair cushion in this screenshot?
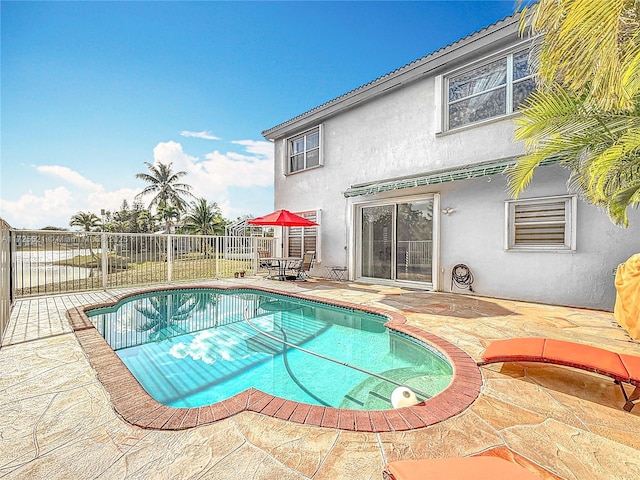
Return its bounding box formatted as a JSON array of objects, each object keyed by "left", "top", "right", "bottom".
[
  {"left": 383, "top": 457, "right": 540, "bottom": 480},
  {"left": 620, "top": 353, "right": 640, "bottom": 386},
  {"left": 481, "top": 338, "right": 634, "bottom": 381},
  {"left": 480, "top": 337, "right": 545, "bottom": 363},
  {"left": 542, "top": 339, "right": 630, "bottom": 380}
]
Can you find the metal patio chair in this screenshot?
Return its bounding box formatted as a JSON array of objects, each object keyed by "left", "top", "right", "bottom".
[{"left": 286, "top": 251, "right": 315, "bottom": 280}]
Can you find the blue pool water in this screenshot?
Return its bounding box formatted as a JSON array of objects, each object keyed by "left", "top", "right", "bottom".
[{"left": 87, "top": 289, "right": 453, "bottom": 410}]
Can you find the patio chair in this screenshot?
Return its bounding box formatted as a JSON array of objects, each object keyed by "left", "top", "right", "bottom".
[
  {"left": 286, "top": 251, "right": 315, "bottom": 280},
  {"left": 257, "top": 250, "right": 272, "bottom": 269},
  {"left": 257, "top": 250, "right": 280, "bottom": 278},
  {"left": 383, "top": 456, "right": 540, "bottom": 480}
]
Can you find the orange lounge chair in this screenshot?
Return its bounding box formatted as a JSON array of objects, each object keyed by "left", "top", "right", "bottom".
[
  {"left": 382, "top": 456, "right": 540, "bottom": 480},
  {"left": 479, "top": 337, "right": 640, "bottom": 412}
]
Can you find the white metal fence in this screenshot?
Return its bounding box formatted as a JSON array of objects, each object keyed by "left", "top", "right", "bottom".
[
  {"left": 6, "top": 230, "right": 277, "bottom": 299},
  {"left": 0, "top": 219, "right": 11, "bottom": 344}
]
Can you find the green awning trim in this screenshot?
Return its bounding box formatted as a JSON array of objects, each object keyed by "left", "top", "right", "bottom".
[{"left": 343, "top": 157, "right": 556, "bottom": 198}]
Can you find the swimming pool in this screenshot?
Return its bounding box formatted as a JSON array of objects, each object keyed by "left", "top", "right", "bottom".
[{"left": 87, "top": 288, "right": 453, "bottom": 411}]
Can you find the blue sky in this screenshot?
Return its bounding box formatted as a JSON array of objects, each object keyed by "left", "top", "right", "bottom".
[{"left": 1, "top": 0, "right": 519, "bottom": 229}]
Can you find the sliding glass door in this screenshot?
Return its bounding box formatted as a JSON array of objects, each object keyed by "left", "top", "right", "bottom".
[
  {"left": 361, "top": 205, "right": 393, "bottom": 279},
  {"left": 396, "top": 200, "right": 433, "bottom": 282},
  {"left": 359, "top": 197, "right": 434, "bottom": 285}
]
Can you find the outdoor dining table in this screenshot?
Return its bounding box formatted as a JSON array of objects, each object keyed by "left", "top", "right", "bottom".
[{"left": 264, "top": 257, "right": 302, "bottom": 281}]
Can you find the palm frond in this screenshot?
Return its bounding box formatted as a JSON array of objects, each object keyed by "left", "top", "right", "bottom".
[
  {"left": 622, "top": 49, "right": 640, "bottom": 101},
  {"left": 528, "top": 0, "right": 638, "bottom": 111},
  {"left": 607, "top": 176, "right": 640, "bottom": 226},
  {"left": 506, "top": 152, "right": 549, "bottom": 198},
  {"left": 589, "top": 127, "right": 640, "bottom": 192}
]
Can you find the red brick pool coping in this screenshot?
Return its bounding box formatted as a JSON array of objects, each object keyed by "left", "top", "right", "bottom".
[{"left": 67, "top": 285, "right": 482, "bottom": 432}]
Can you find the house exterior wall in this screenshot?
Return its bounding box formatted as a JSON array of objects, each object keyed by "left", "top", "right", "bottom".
[
  {"left": 344, "top": 164, "right": 639, "bottom": 311},
  {"left": 268, "top": 16, "right": 639, "bottom": 311}
]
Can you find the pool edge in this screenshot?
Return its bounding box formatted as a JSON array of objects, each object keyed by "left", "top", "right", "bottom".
[{"left": 67, "top": 284, "right": 482, "bottom": 432}]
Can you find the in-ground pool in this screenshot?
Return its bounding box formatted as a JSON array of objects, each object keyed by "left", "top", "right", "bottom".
[{"left": 87, "top": 288, "right": 453, "bottom": 411}]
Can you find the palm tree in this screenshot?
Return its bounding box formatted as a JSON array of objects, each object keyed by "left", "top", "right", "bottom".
[
  {"left": 156, "top": 202, "right": 181, "bottom": 234},
  {"left": 69, "top": 211, "right": 101, "bottom": 260},
  {"left": 182, "top": 198, "right": 225, "bottom": 235},
  {"left": 181, "top": 199, "right": 226, "bottom": 257},
  {"left": 70, "top": 211, "right": 101, "bottom": 232},
  {"left": 136, "top": 209, "right": 156, "bottom": 233},
  {"left": 135, "top": 161, "right": 193, "bottom": 213},
  {"left": 110, "top": 209, "right": 131, "bottom": 233},
  {"left": 507, "top": 0, "right": 640, "bottom": 226}
]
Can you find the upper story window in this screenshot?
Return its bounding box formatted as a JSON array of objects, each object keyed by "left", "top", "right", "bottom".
[
  {"left": 445, "top": 49, "right": 535, "bottom": 130},
  {"left": 287, "top": 126, "right": 322, "bottom": 174},
  {"left": 505, "top": 195, "right": 577, "bottom": 252}
]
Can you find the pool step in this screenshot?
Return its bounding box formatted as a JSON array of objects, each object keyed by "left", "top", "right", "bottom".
[
  {"left": 368, "top": 390, "right": 391, "bottom": 404},
  {"left": 343, "top": 394, "right": 364, "bottom": 406},
  {"left": 342, "top": 390, "right": 392, "bottom": 409}
]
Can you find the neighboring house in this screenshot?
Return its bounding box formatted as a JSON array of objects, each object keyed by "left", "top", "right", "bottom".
[{"left": 261, "top": 13, "right": 639, "bottom": 311}]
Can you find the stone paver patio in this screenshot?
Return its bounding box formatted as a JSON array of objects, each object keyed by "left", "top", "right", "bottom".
[{"left": 1, "top": 277, "right": 639, "bottom": 479}]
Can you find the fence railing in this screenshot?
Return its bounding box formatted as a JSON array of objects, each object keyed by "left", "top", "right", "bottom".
[
  {"left": 0, "top": 219, "right": 12, "bottom": 343},
  {"left": 8, "top": 230, "right": 277, "bottom": 299},
  {"left": 398, "top": 240, "right": 432, "bottom": 270}
]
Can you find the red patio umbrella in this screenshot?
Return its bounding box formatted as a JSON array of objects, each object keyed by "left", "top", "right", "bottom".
[
  {"left": 248, "top": 209, "right": 318, "bottom": 227},
  {"left": 248, "top": 209, "right": 317, "bottom": 255}
]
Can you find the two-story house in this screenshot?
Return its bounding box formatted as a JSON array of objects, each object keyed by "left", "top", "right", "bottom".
[{"left": 261, "top": 12, "right": 639, "bottom": 311}]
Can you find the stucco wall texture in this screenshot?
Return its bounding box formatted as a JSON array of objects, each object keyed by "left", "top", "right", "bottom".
[{"left": 271, "top": 62, "right": 639, "bottom": 312}]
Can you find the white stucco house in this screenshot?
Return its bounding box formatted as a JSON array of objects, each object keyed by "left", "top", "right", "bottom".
[{"left": 261, "top": 12, "right": 639, "bottom": 311}]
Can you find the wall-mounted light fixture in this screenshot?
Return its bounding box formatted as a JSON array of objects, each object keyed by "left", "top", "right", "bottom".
[{"left": 441, "top": 207, "right": 455, "bottom": 215}]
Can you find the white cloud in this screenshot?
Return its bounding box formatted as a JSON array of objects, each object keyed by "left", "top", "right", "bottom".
[
  {"left": 180, "top": 130, "right": 220, "bottom": 140},
  {"left": 0, "top": 187, "right": 75, "bottom": 228},
  {"left": 87, "top": 187, "right": 141, "bottom": 213},
  {"left": 0, "top": 165, "right": 140, "bottom": 229},
  {"left": 36, "top": 165, "right": 101, "bottom": 190},
  {"left": 232, "top": 140, "right": 273, "bottom": 159},
  {"left": 1, "top": 139, "right": 274, "bottom": 228},
  {"left": 151, "top": 140, "right": 274, "bottom": 217}
]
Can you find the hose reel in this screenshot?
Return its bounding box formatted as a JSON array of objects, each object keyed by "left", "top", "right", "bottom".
[{"left": 451, "top": 264, "right": 474, "bottom": 292}]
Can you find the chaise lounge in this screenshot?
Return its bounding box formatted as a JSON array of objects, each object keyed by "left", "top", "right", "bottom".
[
  {"left": 382, "top": 456, "right": 541, "bottom": 480},
  {"left": 478, "top": 337, "right": 640, "bottom": 412}
]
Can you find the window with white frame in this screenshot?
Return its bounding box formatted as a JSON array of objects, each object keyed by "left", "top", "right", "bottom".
[
  {"left": 505, "top": 195, "right": 577, "bottom": 251},
  {"left": 445, "top": 48, "right": 535, "bottom": 130},
  {"left": 287, "top": 210, "right": 320, "bottom": 260},
  {"left": 287, "top": 126, "right": 322, "bottom": 174}
]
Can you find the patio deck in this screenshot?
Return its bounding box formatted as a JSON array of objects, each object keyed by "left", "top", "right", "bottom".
[{"left": 1, "top": 278, "right": 639, "bottom": 479}]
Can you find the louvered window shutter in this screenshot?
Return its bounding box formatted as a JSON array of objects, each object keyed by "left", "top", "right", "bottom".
[
  {"left": 506, "top": 196, "right": 575, "bottom": 251},
  {"left": 287, "top": 210, "right": 319, "bottom": 258},
  {"left": 513, "top": 201, "right": 567, "bottom": 246}
]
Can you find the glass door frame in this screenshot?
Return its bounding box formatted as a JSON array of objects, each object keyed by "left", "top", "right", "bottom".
[{"left": 352, "top": 193, "right": 440, "bottom": 290}]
